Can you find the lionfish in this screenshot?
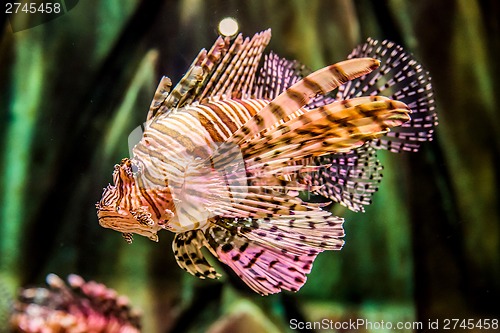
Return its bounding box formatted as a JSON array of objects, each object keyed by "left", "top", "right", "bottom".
[
  {"left": 10, "top": 274, "right": 141, "bottom": 332},
  {"left": 96, "top": 29, "right": 437, "bottom": 295}
]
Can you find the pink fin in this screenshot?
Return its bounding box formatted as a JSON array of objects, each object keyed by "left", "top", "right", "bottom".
[
  {"left": 216, "top": 240, "right": 317, "bottom": 295},
  {"left": 207, "top": 225, "right": 318, "bottom": 295},
  {"left": 200, "top": 215, "right": 344, "bottom": 295}
]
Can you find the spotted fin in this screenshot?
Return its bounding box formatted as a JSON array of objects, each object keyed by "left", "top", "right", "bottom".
[
  {"left": 227, "top": 57, "right": 382, "bottom": 147},
  {"left": 171, "top": 214, "right": 344, "bottom": 295},
  {"left": 241, "top": 96, "right": 411, "bottom": 163},
  {"left": 208, "top": 228, "right": 315, "bottom": 295},
  {"left": 201, "top": 97, "right": 408, "bottom": 220},
  {"left": 336, "top": 38, "right": 438, "bottom": 152},
  {"left": 210, "top": 186, "right": 331, "bottom": 220},
  {"left": 239, "top": 144, "right": 383, "bottom": 213},
  {"left": 207, "top": 58, "right": 382, "bottom": 169},
  {"left": 203, "top": 215, "right": 344, "bottom": 295},
  {"left": 301, "top": 145, "right": 383, "bottom": 212},
  {"left": 254, "top": 51, "right": 311, "bottom": 100},
  {"left": 214, "top": 216, "right": 344, "bottom": 253},
  {"left": 173, "top": 230, "right": 221, "bottom": 279}
]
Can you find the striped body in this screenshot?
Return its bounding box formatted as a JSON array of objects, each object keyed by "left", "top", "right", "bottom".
[
  {"left": 133, "top": 99, "right": 268, "bottom": 232},
  {"left": 96, "top": 29, "right": 437, "bottom": 295}
]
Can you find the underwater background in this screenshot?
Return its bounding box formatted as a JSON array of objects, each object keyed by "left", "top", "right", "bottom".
[{"left": 0, "top": 0, "right": 499, "bottom": 332}]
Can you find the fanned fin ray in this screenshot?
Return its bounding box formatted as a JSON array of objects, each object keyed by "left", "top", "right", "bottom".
[
  {"left": 200, "top": 214, "right": 344, "bottom": 295},
  {"left": 300, "top": 145, "right": 383, "bottom": 212},
  {"left": 336, "top": 38, "right": 438, "bottom": 152},
  {"left": 172, "top": 215, "right": 345, "bottom": 295},
  {"left": 241, "top": 96, "right": 410, "bottom": 163},
  {"left": 227, "top": 58, "right": 381, "bottom": 147},
  {"left": 196, "top": 96, "right": 409, "bottom": 222},
  {"left": 150, "top": 31, "right": 271, "bottom": 117},
  {"left": 199, "top": 29, "right": 272, "bottom": 100},
  {"left": 254, "top": 51, "right": 311, "bottom": 100}
]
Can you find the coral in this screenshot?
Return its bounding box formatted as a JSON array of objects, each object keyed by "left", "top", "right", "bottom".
[{"left": 10, "top": 274, "right": 142, "bottom": 333}]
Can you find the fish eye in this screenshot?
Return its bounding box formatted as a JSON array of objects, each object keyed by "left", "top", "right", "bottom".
[{"left": 131, "top": 164, "right": 139, "bottom": 173}]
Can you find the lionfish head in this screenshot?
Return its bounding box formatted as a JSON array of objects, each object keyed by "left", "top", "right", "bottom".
[{"left": 96, "top": 158, "right": 165, "bottom": 243}]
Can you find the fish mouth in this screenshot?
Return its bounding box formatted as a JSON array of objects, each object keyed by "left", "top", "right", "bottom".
[{"left": 97, "top": 206, "right": 160, "bottom": 242}]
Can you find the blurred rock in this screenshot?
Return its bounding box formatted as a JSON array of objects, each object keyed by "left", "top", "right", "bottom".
[{"left": 207, "top": 299, "right": 281, "bottom": 333}]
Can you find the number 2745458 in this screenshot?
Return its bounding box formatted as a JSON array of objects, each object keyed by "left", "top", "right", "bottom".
[{"left": 5, "top": 2, "right": 62, "bottom": 14}]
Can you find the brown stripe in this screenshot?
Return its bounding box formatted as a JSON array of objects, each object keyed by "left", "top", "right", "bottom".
[
  {"left": 267, "top": 101, "right": 286, "bottom": 120},
  {"left": 150, "top": 122, "right": 197, "bottom": 153},
  {"left": 225, "top": 100, "right": 250, "bottom": 124},
  {"left": 302, "top": 77, "right": 323, "bottom": 94},
  {"left": 205, "top": 102, "right": 239, "bottom": 134},
  {"left": 237, "top": 99, "right": 264, "bottom": 118},
  {"left": 329, "top": 64, "right": 349, "bottom": 83},
  {"left": 189, "top": 109, "right": 225, "bottom": 143},
  {"left": 136, "top": 176, "right": 162, "bottom": 219}
]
